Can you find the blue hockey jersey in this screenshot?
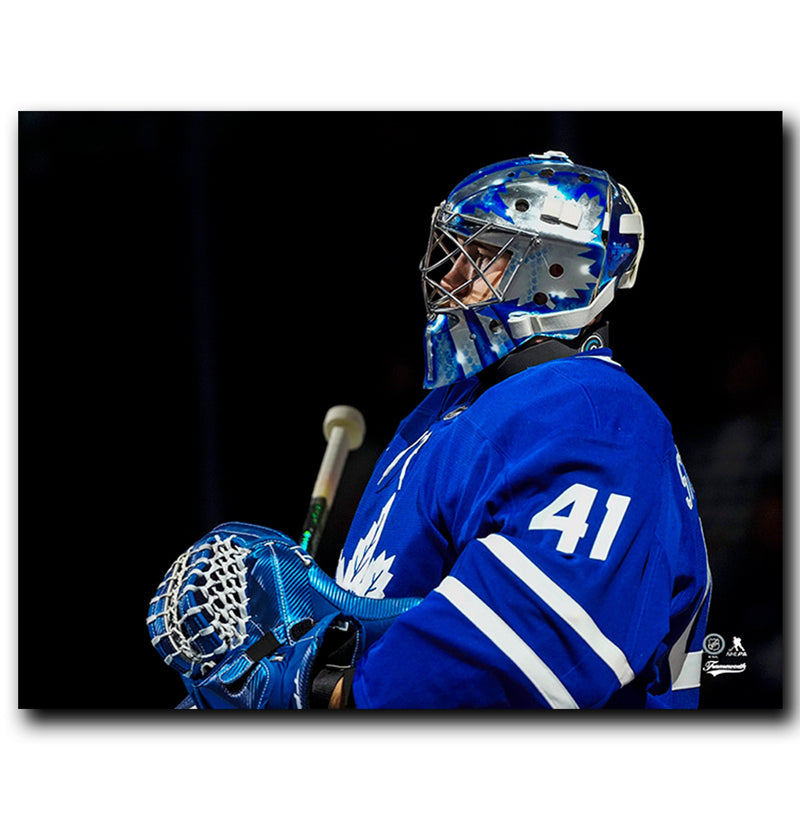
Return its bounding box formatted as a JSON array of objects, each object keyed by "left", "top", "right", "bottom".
[{"left": 336, "top": 349, "right": 711, "bottom": 709}]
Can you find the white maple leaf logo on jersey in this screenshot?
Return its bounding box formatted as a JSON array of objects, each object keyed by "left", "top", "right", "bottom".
[
  {"left": 336, "top": 430, "right": 432, "bottom": 599},
  {"left": 336, "top": 494, "right": 397, "bottom": 598}
]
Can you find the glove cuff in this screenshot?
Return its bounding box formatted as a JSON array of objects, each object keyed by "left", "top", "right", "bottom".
[
  {"left": 308, "top": 615, "right": 361, "bottom": 708},
  {"left": 310, "top": 665, "right": 356, "bottom": 709}
]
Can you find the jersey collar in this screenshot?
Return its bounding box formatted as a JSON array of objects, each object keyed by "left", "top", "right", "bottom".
[{"left": 477, "top": 321, "right": 610, "bottom": 389}]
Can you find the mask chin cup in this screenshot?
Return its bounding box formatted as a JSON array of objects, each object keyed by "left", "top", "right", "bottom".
[{"left": 507, "top": 280, "right": 616, "bottom": 340}]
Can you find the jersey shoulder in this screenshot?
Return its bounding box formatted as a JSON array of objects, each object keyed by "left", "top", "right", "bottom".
[{"left": 467, "top": 349, "right": 673, "bottom": 455}]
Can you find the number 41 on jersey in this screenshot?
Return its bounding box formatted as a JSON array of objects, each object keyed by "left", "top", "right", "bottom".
[{"left": 528, "top": 483, "right": 631, "bottom": 561}]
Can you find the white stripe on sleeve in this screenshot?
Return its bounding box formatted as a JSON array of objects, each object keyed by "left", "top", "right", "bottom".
[
  {"left": 668, "top": 559, "right": 712, "bottom": 691},
  {"left": 480, "top": 533, "right": 635, "bottom": 686},
  {"left": 671, "top": 650, "right": 703, "bottom": 691},
  {"left": 436, "top": 576, "right": 578, "bottom": 708}
]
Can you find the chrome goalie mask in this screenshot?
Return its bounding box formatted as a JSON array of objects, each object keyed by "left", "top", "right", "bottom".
[{"left": 420, "top": 151, "right": 644, "bottom": 389}]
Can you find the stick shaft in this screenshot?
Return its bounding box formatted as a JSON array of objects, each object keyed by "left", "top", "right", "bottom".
[
  {"left": 311, "top": 425, "right": 349, "bottom": 502},
  {"left": 300, "top": 425, "right": 351, "bottom": 558},
  {"left": 298, "top": 497, "right": 328, "bottom": 557}
]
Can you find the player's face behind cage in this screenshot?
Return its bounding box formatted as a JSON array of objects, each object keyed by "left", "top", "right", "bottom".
[{"left": 422, "top": 208, "right": 514, "bottom": 312}]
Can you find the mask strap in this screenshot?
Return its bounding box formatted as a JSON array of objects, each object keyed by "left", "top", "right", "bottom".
[{"left": 477, "top": 322, "right": 610, "bottom": 390}]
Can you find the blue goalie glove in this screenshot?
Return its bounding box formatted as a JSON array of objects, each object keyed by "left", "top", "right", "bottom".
[
  {"left": 146, "top": 522, "right": 421, "bottom": 708},
  {"left": 188, "top": 611, "right": 361, "bottom": 709}
]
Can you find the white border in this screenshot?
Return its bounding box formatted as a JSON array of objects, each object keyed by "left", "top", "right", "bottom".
[{"left": 2, "top": 2, "right": 796, "bottom": 815}]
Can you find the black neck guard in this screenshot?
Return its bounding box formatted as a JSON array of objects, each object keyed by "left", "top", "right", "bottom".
[{"left": 477, "top": 322, "right": 610, "bottom": 390}]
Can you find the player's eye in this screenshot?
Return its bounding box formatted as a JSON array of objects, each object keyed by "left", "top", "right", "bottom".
[
  {"left": 472, "top": 247, "right": 498, "bottom": 271},
  {"left": 466, "top": 243, "right": 485, "bottom": 259}
]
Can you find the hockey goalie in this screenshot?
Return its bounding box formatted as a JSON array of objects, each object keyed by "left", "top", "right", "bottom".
[{"left": 147, "top": 151, "right": 711, "bottom": 709}]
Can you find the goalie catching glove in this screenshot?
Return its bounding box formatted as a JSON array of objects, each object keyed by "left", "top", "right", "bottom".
[
  {"left": 183, "top": 610, "right": 360, "bottom": 710},
  {"left": 146, "top": 522, "right": 421, "bottom": 708}
]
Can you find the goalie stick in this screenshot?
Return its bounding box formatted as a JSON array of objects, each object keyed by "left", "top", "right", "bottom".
[{"left": 298, "top": 405, "right": 366, "bottom": 558}]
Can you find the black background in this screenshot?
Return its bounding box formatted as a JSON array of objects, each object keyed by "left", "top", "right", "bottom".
[{"left": 18, "top": 111, "right": 785, "bottom": 710}]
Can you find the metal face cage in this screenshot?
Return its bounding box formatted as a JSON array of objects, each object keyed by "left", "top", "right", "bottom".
[{"left": 420, "top": 205, "right": 523, "bottom": 314}]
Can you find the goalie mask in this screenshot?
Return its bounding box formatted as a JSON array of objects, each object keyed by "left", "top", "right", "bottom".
[{"left": 420, "top": 151, "right": 644, "bottom": 389}]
